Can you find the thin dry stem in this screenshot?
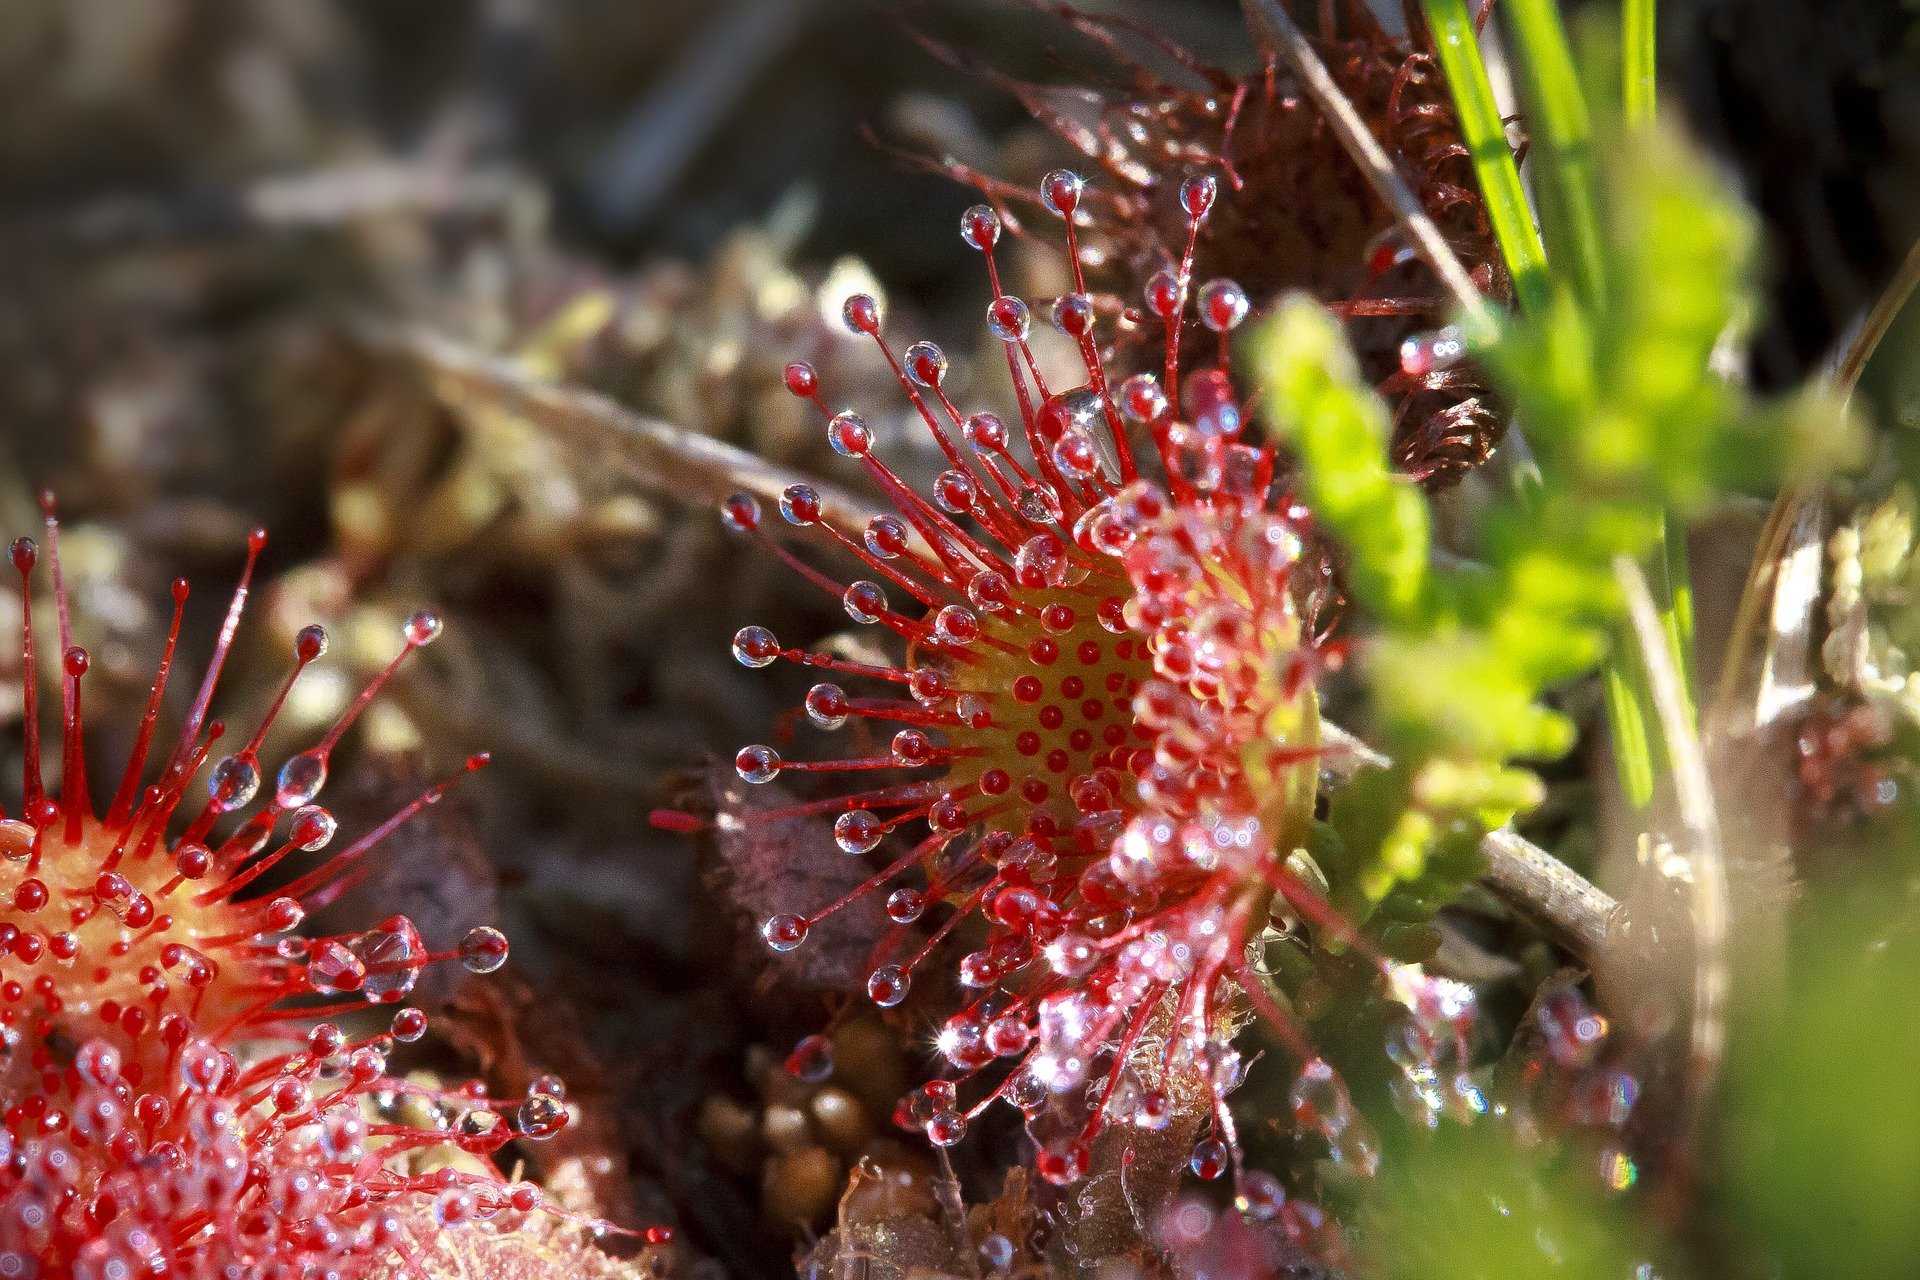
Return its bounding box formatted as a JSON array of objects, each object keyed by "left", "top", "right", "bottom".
[
  {"left": 588, "top": 0, "right": 821, "bottom": 234},
  {"left": 1481, "top": 827, "right": 1624, "bottom": 959},
  {"left": 1833, "top": 234, "right": 1920, "bottom": 399},
  {"left": 1239, "top": 0, "right": 1497, "bottom": 337}
]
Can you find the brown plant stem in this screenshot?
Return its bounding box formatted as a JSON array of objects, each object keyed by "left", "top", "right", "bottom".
[
  {"left": 1320, "top": 722, "right": 1625, "bottom": 961},
  {"left": 1480, "top": 827, "right": 1625, "bottom": 960}
]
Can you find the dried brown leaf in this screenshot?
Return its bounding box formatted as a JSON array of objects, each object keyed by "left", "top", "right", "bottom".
[{"left": 707, "top": 766, "right": 897, "bottom": 994}]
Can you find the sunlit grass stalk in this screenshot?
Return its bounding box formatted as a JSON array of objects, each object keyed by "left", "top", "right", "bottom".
[
  {"left": 1623, "top": 0, "right": 1658, "bottom": 127},
  {"left": 1501, "top": 0, "right": 1604, "bottom": 307},
  {"left": 1453, "top": 0, "right": 1697, "bottom": 802},
  {"left": 1625, "top": 0, "right": 1700, "bottom": 735},
  {"left": 1420, "top": 0, "right": 1550, "bottom": 315},
  {"left": 1603, "top": 662, "right": 1657, "bottom": 809}
]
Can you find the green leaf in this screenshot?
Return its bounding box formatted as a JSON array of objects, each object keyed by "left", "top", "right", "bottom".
[
  {"left": 1421, "top": 0, "right": 1550, "bottom": 315},
  {"left": 1254, "top": 296, "right": 1430, "bottom": 624}
]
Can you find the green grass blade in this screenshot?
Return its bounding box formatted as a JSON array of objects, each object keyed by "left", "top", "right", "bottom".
[
  {"left": 1502, "top": 0, "right": 1667, "bottom": 800},
  {"left": 1421, "top": 0, "right": 1550, "bottom": 315},
  {"left": 1623, "top": 0, "right": 1696, "bottom": 733},
  {"left": 1624, "top": 0, "right": 1657, "bottom": 126},
  {"left": 1662, "top": 517, "right": 1697, "bottom": 703},
  {"left": 1502, "top": 0, "right": 1605, "bottom": 307},
  {"left": 1604, "top": 637, "right": 1656, "bottom": 809}
]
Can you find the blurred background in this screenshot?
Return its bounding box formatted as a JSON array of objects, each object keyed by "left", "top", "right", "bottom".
[{"left": 1, "top": 1, "right": 1917, "bottom": 1275}]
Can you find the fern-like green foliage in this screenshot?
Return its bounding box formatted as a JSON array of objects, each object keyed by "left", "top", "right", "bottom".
[
  {"left": 1494, "top": 123, "right": 1753, "bottom": 508},
  {"left": 1254, "top": 118, "right": 1852, "bottom": 914}
]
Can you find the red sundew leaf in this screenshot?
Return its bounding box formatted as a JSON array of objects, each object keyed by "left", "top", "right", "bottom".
[{"left": 706, "top": 765, "right": 898, "bottom": 994}]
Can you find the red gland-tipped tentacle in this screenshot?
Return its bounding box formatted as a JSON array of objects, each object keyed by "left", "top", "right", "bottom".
[
  {"left": 963, "top": 227, "right": 1091, "bottom": 509},
  {"left": 1154, "top": 174, "right": 1213, "bottom": 409},
  {"left": 105, "top": 578, "right": 189, "bottom": 829},
  {"left": 37, "top": 507, "right": 96, "bottom": 844},
  {"left": 12, "top": 537, "right": 42, "bottom": 811},
  {"left": 1039, "top": 168, "right": 1143, "bottom": 486},
  {"left": 808, "top": 830, "right": 956, "bottom": 930},
  {"left": 262, "top": 754, "right": 489, "bottom": 911},
  {"left": 60, "top": 647, "right": 91, "bottom": 841},
  {"left": 165, "top": 525, "right": 268, "bottom": 783}
]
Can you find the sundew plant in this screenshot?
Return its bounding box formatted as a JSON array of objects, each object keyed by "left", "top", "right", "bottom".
[{"left": 696, "top": 1, "right": 1920, "bottom": 1278}]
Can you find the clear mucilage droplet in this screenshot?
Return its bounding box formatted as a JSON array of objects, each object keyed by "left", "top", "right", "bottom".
[
  {"left": 779, "top": 484, "right": 821, "bottom": 525},
  {"left": 934, "top": 470, "right": 978, "bottom": 514},
  {"left": 762, "top": 914, "right": 808, "bottom": 952},
  {"left": 405, "top": 610, "right": 443, "bottom": 646},
  {"left": 965, "top": 412, "right": 1008, "bottom": 453},
  {"left": 732, "top": 626, "right": 779, "bottom": 668},
  {"left": 988, "top": 297, "right": 1031, "bottom": 343},
  {"left": 960, "top": 204, "right": 1001, "bottom": 251},
  {"left": 1399, "top": 324, "right": 1466, "bottom": 379},
  {"left": 276, "top": 751, "right": 328, "bottom": 809},
  {"left": 1197, "top": 278, "right": 1249, "bottom": 332},
  {"left": 834, "top": 809, "right": 885, "bottom": 854},
  {"left": 827, "top": 412, "right": 872, "bottom": 457},
  {"left": 1016, "top": 485, "right": 1064, "bottom": 525},
  {"left": 517, "top": 1093, "right": 568, "bottom": 1139},
  {"left": 458, "top": 926, "right": 509, "bottom": 974},
  {"left": 1290, "top": 1058, "right": 1379, "bottom": 1177},
  {"left": 289, "top": 805, "right": 336, "bottom": 851},
  {"left": 1041, "top": 169, "right": 1083, "bottom": 217},
  {"left": 735, "top": 745, "right": 781, "bottom": 784},
  {"left": 904, "top": 340, "right": 948, "bottom": 388},
  {"left": 844, "top": 581, "right": 888, "bottom": 624},
  {"left": 866, "top": 964, "right": 909, "bottom": 1007},
  {"left": 351, "top": 915, "right": 426, "bottom": 1004},
  {"left": 208, "top": 755, "right": 261, "bottom": 812},
  {"left": 785, "top": 1034, "right": 835, "bottom": 1083},
  {"left": 805, "top": 683, "right": 849, "bottom": 729}
]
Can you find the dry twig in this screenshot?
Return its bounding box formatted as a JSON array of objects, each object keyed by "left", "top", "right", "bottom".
[{"left": 1319, "top": 723, "right": 1624, "bottom": 961}]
